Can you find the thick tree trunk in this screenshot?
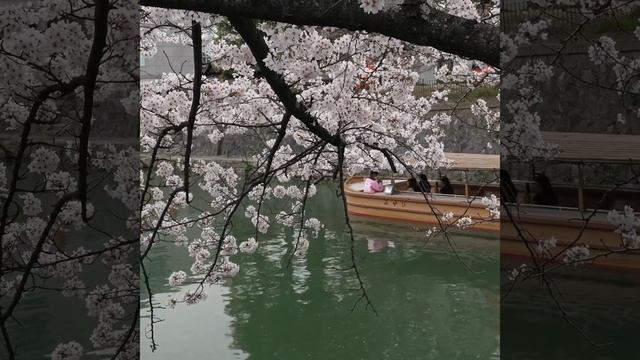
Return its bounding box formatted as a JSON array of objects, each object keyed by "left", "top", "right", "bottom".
[{"left": 141, "top": 0, "right": 499, "bottom": 67}]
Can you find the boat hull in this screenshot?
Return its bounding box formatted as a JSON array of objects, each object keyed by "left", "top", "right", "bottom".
[
  {"left": 344, "top": 177, "right": 499, "bottom": 233},
  {"left": 500, "top": 204, "right": 640, "bottom": 271}
]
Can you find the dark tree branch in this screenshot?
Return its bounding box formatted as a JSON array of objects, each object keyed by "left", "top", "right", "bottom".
[
  {"left": 1, "top": 193, "right": 80, "bottom": 327},
  {"left": 228, "top": 16, "right": 345, "bottom": 147},
  {"left": 78, "top": 0, "right": 110, "bottom": 220},
  {"left": 184, "top": 21, "right": 203, "bottom": 204},
  {"left": 0, "top": 77, "right": 84, "bottom": 271},
  {"left": 336, "top": 144, "right": 377, "bottom": 314},
  {"left": 141, "top": 0, "right": 499, "bottom": 67},
  {"left": 365, "top": 142, "right": 398, "bottom": 172},
  {"left": 262, "top": 112, "right": 292, "bottom": 183}
]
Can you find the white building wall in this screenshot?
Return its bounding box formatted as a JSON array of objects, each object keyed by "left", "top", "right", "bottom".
[{"left": 141, "top": 43, "right": 195, "bottom": 80}]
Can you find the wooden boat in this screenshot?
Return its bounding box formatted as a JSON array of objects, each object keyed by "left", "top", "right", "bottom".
[
  {"left": 501, "top": 131, "right": 640, "bottom": 271},
  {"left": 501, "top": 204, "right": 640, "bottom": 270},
  {"left": 344, "top": 152, "right": 500, "bottom": 233}
]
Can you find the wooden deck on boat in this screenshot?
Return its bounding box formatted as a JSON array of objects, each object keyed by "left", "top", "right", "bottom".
[{"left": 344, "top": 176, "right": 500, "bottom": 233}]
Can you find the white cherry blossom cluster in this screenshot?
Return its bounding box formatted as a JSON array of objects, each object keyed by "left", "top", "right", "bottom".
[
  {"left": 19, "top": 193, "right": 42, "bottom": 216},
  {"left": 501, "top": 30, "right": 562, "bottom": 160},
  {"left": 359, "top": 0, "right": 386, "bottom": 14},
  {"left": 608, "top": 206, "right": 640, "bottom": 249},
  {"left": 28, "top": 147, "right": 61, "bottom": 174},
  {"left": 471, "top": 98, "right": 500, "bottom": 133},
  {"left": 183, "top": 289, "right": 209, "bottom": 305},
  {"left": 455, "top": 216, "right": 474, "bottom": 228},
  {"left": 508, "top": 264, "right": 532, "bottom": 281},
  {"left": 168, "top": 271, "right": 188, "bottom": 287},
  {"left": 562, "top": 245, "right": 591, "bottom": 266},
  {"left": 239, "top": 237, "right": 259, "bottom": 253},
  {"left": 481, "top": 194, "right": 500, "bottom": 219},
  {"left": 441, "top": 211, "right": 455, "bottom": 223},
  {"left": 51, "top": 341, "right": 83, "bottom": 360}
]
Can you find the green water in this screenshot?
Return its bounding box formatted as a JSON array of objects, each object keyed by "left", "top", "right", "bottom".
[
  {"left": 501, "top": 268, "right": 640, "bottom": 359},
  {"left": 141, "top": 184, "right": 500, "bottom": 359},
  {"left": 5, "top": 173, "right": 137, "bottom": 359},
  {"left": 11, "top": 179, "right": 637, "bottom": 359}
]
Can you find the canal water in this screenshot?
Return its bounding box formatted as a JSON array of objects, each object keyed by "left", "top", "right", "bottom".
[
  {"left": 501, "top": 266, "right": 640, "bottom": 359},
  {"left": 6, "top": 172, "right": 138, "bottom": 359},
  {"left": 8, "top": 180, "right": 638, "bottom": 359},
  {"left": 141, "top": 183, "right": 501, "bottom": 359}
]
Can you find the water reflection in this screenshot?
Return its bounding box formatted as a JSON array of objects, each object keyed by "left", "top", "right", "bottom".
[
  {"left": 141, "top": 184, "right": 499, "bottom": 359},
  {"left": 367, "top": 238, "right": 395, "bottom": 253},
  {"left": 8, "top": 176, "right": 137, "bottom": 359},
  {"left": 501, "top": 269, "right": 640, "bottom": 359}
]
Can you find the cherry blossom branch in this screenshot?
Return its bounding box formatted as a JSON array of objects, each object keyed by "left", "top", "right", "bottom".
[
  {"left": 110, "top": 305, "right": 140, "bottom": 360},
  {"left": 141, "top": 0, "right": 500, "bottom": 67},
  {"left": 381, "top": 148, "right": 492, "bottom": 274},
  {"left": 0, "top": 77, "right": 84, "bottom": 270},
  {"left": 184, "top": 21, "right": 203, "bottom": 204},
  {"left": 337, "top": 145, "right": 377, "bottom": 314},
  {"left": 228, "top": 16, "right": 345, "bottom": 148},
  {"left": 1, "top": 193, "right": 79, "bottom": 358},
  {"left": 79, "top": 0, "right": 110, "bottom": 221},
  {"left": 1, "top": 3, "right": 139, "bottom": 358}
]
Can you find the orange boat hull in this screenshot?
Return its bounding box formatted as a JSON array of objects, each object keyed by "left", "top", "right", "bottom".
[{"left": 344, "top": 176, "right": 500, "bottom": 233}]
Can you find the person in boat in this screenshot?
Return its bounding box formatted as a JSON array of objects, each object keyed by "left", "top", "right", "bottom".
[
  {"left": 407, "top": 177, "right": 420, "bottom": 192},
  {"left": 500, "top": 169, "right": 518, "bottom": 203},
  {"left": 363, "top": 170, "right": 384, "bottom": 193},
  {"left": 532, "top": 173, "right": 558, "bottom": 206},
  {"left": 418, "top": 174, "right": 431, "bottom": 193},
  {"left": 439, "top": 176, "right": 454, "bottom": 194}
]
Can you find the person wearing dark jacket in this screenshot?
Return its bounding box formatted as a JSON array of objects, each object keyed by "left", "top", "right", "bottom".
[
  {"left": 532, "top": 173, "right": 558, "bottom": 206},
  {"left": 418, "top": 174, "right": 431, "bottom": 193},
  {"left": 439, "top": 176, "right": 454, "bottom": 194},
  {"left": 407, "top": 177, "right": 420, "bottom": 192},
  {"left": 500, "top": 169, "right": 518, "bottom": 203}
]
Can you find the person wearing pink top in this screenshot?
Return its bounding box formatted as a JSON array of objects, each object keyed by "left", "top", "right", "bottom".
[{"left": 363, "top": 171, "right": 384, "bottom": 193}]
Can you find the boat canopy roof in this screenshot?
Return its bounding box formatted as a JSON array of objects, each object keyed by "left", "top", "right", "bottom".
[
  {"left": 444, "top": 152, "right": 499, "bottom": 170},
  {"left": 540, "top": 131, "right": 640, "bottom": 163}
]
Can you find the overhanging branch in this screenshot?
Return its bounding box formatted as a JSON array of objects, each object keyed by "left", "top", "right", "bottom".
[
  {"left": 184, "top": 21, "right": 203, "bottom": 203},
  {"left": 141, "top": 0, "right": 499, "bottom": 67},
  {"left": 78, "top": 0, "right": 110, "bottom": 221},
  {"left": 228, "top": 16, "right": 344, "bottom": 147}
]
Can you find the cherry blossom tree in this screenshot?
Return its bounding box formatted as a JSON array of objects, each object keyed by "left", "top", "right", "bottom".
[
  {"left": 139, "top": 0, "right": 500, "bottom": 350},
  {"left": 500, "top": 0, "right": 640, "bottom": 349},
  {"left": 140, "top": 0, "right": 500, "bottom": 66},
  {"left": 0, "top": 1, "right": 139, "bottom": 359}
]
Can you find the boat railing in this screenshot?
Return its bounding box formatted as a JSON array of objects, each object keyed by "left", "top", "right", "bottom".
[
  {"left": 504, "top": 202, "right": 640, "bottom": 216},
  {"left": 512, "top": 179, "right": 640, "bottom": 192},
  {"left": 351, "top": 176, "right": 498, "bottom": 202},
  {"left": 397, "top": 190, "right": 489, "bottom": 204}
]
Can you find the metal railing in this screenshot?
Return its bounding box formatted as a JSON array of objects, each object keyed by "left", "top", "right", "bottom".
[{"left": 413, "top": 80, "right": 497, "bottom": 98}]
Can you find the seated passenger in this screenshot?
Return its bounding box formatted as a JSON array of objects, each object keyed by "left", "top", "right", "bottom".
[
  {"left": 439, "top": 176, "right": 454, "bottom": 194},
  {"left": 407, "top": 177, "right": 420, "bottom": 192},
  {"left": 500, "top": 169, "right": 518, "bottom": 203},
  {"left": 532, "top": 173, "right": 557, "bottom": 206},
  {"left": 363, "top": 171, "right": 384, "bottom": 193},
  {"left": 418, "top": 174, "right": 431, "bottom": 193}
]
